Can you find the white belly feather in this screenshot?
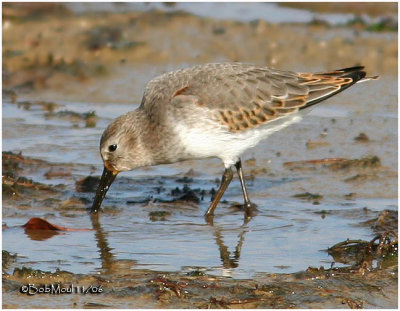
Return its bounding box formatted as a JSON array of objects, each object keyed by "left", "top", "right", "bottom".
[{"left": 175, "top": 113, "right": 303, "bottom": 168}]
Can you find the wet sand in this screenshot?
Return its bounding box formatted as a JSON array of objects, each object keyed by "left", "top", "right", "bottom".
[{"left": 2, "top": 3, "right": 398, "bottom": 309}]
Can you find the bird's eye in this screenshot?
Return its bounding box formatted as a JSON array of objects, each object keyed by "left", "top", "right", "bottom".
[{"left": 108, "top": 144, "right": 117, "bottom": 152}]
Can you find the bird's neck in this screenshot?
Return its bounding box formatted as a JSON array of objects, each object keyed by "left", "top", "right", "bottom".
[{"left": 134, "top": 107, "right": 185, "bottom": 166}]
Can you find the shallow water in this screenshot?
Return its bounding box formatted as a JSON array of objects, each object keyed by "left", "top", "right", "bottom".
[
  {"left": 2, "top": 74, "right": 397, "bottom": 278},
  {"left": 2, "top": 198, "right": 395, "bottom": 278},
  {"left": 3, "top": 195, "right": 395, "bottom": 279}
]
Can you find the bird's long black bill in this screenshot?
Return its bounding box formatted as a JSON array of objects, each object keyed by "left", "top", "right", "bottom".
[{"left": 90, "top": 167, "right": 118, "bottom": 214}]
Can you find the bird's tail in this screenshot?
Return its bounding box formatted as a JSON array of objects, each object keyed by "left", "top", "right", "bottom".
[
  {"left": 317, "top": 66, "right": 379, "bottom": 82},
  {"left": 299, "top": 66, "right": 379, "bottom": 110}
]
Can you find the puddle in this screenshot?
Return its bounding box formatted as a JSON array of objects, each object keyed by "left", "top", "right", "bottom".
[{"left": 3, "top": 192, "right": 395, "bottom": 279}]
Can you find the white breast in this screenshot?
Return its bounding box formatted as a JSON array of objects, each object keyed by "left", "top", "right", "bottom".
[{"left": 175, "top": 113, "right": 303, "bottom": 168}]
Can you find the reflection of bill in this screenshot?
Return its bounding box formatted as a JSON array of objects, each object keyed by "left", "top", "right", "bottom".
[{"left": 19, "top": 283, "right": 103, "bottom": 295}]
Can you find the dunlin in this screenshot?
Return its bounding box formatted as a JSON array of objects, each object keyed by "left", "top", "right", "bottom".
[{"left": 90, "top": 63, "right": 376, "bottom": 221}]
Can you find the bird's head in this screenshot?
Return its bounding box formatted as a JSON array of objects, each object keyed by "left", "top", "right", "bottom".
[{"left": 90, "top": 111, "right": 150, "bottom": 213}]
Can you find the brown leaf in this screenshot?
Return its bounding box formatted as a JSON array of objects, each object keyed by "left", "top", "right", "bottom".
[{"left": 22, "top": 217, "right": 93, "bottom": 231}]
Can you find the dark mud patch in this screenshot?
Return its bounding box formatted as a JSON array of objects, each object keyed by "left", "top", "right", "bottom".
[
  {"left": 3, "top": 3, "right": 73, "bottom": 20},
  {"left": 2, "top": 151, "right": 88, "bottom": 214},
  {"left": 148, "top": 210, "right": 172, "bottom": 222},
  {"left": 284, "top": 155, "right": 382, "bottom": 172},
  {"left": 328, "top": 156, "right": 381, "bottom": 171},
  {"left": 360, "top": 209, "right": 398, "bottom": 234},
  {"left": 126, "top": 181, "right": 206, "bottom": 206},
  {"left": 293, "top": 192, "right": 323, "bottom": 202},
  {"left": 84, "top": 25, "right": 145, "bottom": 51},
  {"left": 15, "top": 100, "right": 60, "bottom": 112},
  {"left": 2, "top": 152, "right": 64, "bottom": 201},
  {"left": 76, "top": 175, "right": 100, "bottom": 193},
  {"left": 74, "top": 170, "right": 209, "bottom": 216},
  {"left": 328, "top": 231, "right": 397, "bottom": 267},
  {"left": 354, "top": 132, "right": 370, "bottom": 143},
  {"left": 44, "top": 110, "right": 98, "bottom": 128},
  {"left": 2, "top": 251, "right": 17, "bottom": 270},
  {"left": 4, "top": 96, "right": 97, "bottom": 128}
]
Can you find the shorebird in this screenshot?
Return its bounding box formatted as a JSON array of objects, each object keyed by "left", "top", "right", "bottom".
[{"left": 90, "top": 63, "right": 376, "bottom": 221}]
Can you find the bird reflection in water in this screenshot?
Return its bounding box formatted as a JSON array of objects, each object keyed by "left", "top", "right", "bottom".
[
  {"left": 89, "top": 212, "right": 249, "bottom": 275},
  {"left": 90, "top": 213, "right": 115, "bottom": 272},
  {"left": 213, "top": 224, "right": 248, "bottom": 277}
]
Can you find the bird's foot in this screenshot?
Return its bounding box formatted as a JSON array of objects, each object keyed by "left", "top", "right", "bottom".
[
  {"left": 229, "top": 201, "right": 258, "bottom": 224},
  {"left": 230, "top": 201, "right": 258, "bottom": 214},
  {"left": 204, "top": 213, "right": 215, "bottom": 226},
  {"left": 244, "top": 201, "right": 258, "bottom": 215},
  {"left": 244, "top": 202, "right": 258, "bottom": 224}
]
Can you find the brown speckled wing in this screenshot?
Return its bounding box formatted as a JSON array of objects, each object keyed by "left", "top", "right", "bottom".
[{"left": 141, "top": 63, "right": 366, "bottom": 132}]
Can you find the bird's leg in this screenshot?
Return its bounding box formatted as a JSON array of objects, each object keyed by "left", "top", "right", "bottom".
[
  {"left": 235, "top": 159, "right": 257, "bottom": 221},
  {"left": 205, "top": 167, "right": 233, "bottom": 221}
]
